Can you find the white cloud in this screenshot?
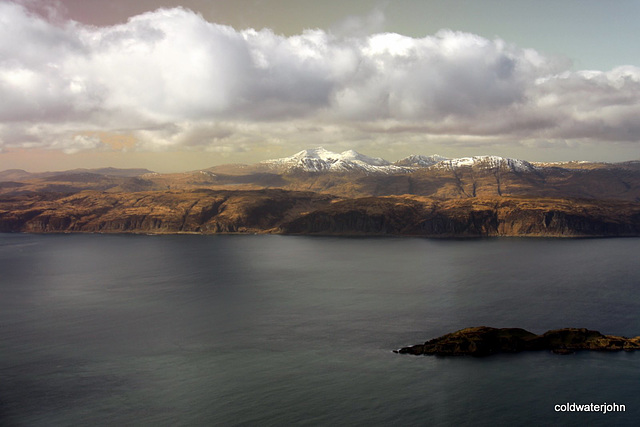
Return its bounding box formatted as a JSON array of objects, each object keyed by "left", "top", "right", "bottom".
[{"left": 1, "top": 2, "right": 640, "bottom": 156}]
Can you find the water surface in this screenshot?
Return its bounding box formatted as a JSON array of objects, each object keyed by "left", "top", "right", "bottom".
[{"left": 1, "top": 234, "right": 638, "bottom": 426}]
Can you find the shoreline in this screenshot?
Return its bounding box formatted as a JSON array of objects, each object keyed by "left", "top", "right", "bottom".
[{"left": 2, "top": 230, "right": 640, "bottom": 239}]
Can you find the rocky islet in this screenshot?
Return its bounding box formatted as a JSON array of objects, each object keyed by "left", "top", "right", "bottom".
[{"left": 394, "top": 327, "right": 640, "bottom": 357}]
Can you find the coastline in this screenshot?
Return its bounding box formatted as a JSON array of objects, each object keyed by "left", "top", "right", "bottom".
[{"left": 2, "top": 191, "right": 639, "bottom": 238}]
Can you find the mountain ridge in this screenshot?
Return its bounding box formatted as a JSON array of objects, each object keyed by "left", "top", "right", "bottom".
[
  {"left": 260, "top": 147, "right": 410, "bottom": 174},
  {"left": 1, "top": 147, "right": 639, "bottom": 238},
  {"left": 259, "top": 147, "right": 545, "bottom": 174},
  {"left": 3, "top": 149, "right": 638, "bottom": 179},
  {"left": 2, "top": 148, "right": 640, "bottom": 201}
]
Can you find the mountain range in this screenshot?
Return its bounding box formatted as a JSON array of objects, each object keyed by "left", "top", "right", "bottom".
[
  {"left": 258, "top": 147, "right": 536, "bottom": 174},
  {"left": 209, "top": 148, "right": 640, "bottom": 201},
  {"left": 1, "top": 148, "right": 639, "bottom": 237}
]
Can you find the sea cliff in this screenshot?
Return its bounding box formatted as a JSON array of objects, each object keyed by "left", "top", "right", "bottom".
[{"left": 1, "top": 190, "right": 640, "bottom": 237}]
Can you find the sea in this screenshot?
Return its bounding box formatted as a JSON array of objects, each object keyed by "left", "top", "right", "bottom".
[{"left": 1, "top": 233, "right": 639, "bottom": 426}]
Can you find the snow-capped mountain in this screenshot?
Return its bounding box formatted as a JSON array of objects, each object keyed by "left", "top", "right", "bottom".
[
  {"left": 261, "top": 147, "right": 411, "bottom": 174},
  {"left": 394, "top": 154, "right": 449, "bottom": 168},
  {"left": 262, "top": 148, "right": 540, "bottom": 175},
  {"left": 431, "top": 155, "right": 537, "bottom": 173}
]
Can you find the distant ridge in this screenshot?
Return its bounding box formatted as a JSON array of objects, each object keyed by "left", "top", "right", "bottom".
[
  {"left": 0, "top": 167, "right": 153, "bottom": 182},
  {"left": 0, "top": 169, "right": 33, "bottom": 182},
  {"left": 64, "top": 167, "right": 154, "bottom": 177},
  {"left": 3, "top": 148, "right": 640, "bottom": 202}
]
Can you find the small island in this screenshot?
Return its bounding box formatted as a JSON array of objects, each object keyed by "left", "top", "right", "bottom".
[{"left": 394, "top": 327, "right": 640, "bottom": 357}]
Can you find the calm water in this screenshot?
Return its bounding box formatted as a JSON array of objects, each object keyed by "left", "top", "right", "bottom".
[{"left": 1, "top": 234, "right": 639, "bottom": 426}]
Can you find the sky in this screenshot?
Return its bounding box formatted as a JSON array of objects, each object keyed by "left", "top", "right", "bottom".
[{"left": 1, "top": 0, "right": 640, "bottom": 172}]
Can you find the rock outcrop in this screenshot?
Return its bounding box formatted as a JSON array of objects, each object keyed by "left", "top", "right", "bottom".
[{"left": 394, "top": 327, "right": 640, "bottom": 356}]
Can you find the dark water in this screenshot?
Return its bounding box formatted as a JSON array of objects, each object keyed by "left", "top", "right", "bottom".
[{"left": 1, "top": 234, "right": 639, "bottom": 426}]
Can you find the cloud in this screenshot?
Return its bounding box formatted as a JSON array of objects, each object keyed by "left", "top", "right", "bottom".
[{"left": 1, "top": 2, "right": 640, "bottom": 156}]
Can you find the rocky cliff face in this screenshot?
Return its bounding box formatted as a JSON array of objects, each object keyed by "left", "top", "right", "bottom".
[
  {"left": 1, "top": 190, "right": 639, "bottom": 237},
  {"left": 0, "top": 189, "right": 333, "bottom": 234},
  {"left": 281, "top": 196, "right": 640, "bottom": 237}
]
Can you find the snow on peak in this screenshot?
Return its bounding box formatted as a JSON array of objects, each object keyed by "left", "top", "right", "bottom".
[
  {"left": 395, "top": 154, "right": 449, "bottom": 167},
  {"left": 433, "top": 155, "right": 537, "bottom": 172},
  {"left": 262, "top": 147, "right": 405, "bottom": 174},
  {"left": 261, "top": 149, "right": 537, "bottom": 174},
  {"left": 338, "top": 149, "right": 390, "bottom": 166},
  {"left": 290, "top": 147, "right": 335, "bottom": 160}
]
